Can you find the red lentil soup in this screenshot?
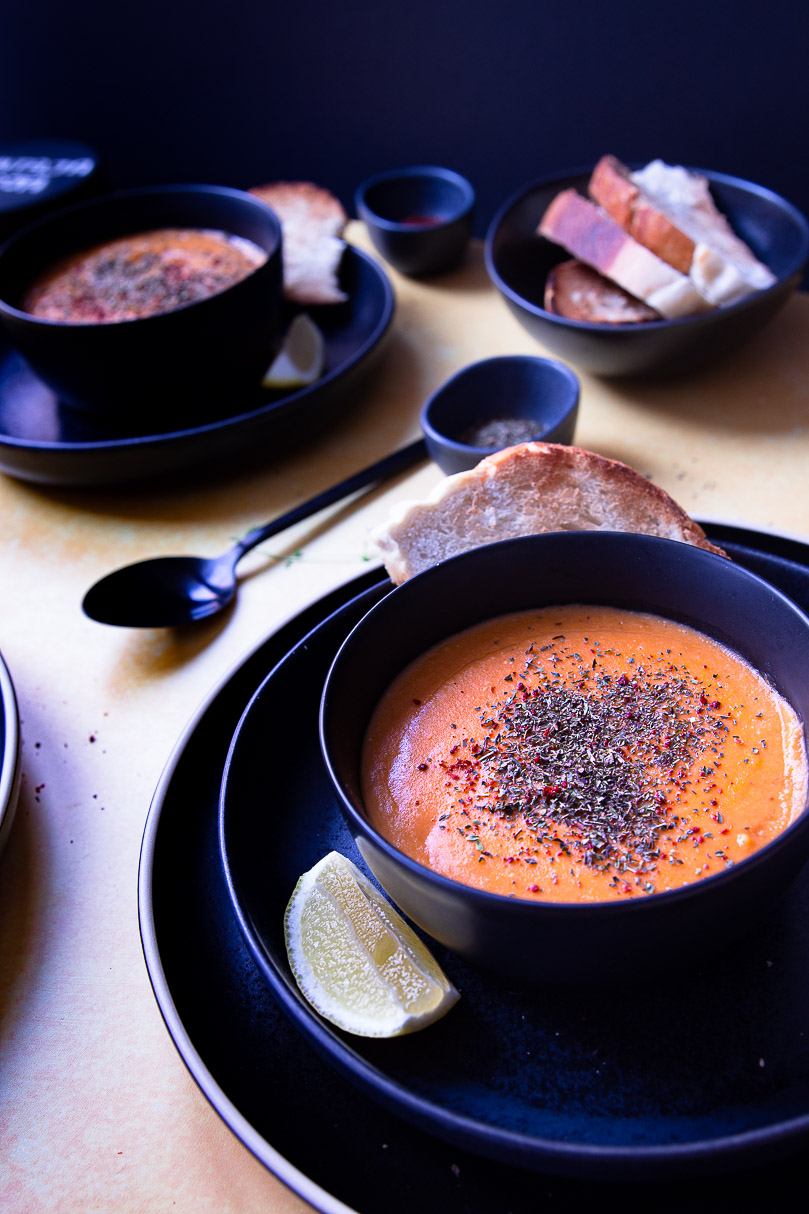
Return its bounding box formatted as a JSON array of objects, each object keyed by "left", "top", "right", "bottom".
[
  {"left": 361, "top": 606, "right": 808, "bottom": 902},
  {"left": 21, "top": 227, "right": 267, "bottom": 323}
]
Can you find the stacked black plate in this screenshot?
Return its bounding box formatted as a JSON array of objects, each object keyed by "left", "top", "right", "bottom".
[{"left": 140, "top": 524, "right": 809, "bottom": 1213}]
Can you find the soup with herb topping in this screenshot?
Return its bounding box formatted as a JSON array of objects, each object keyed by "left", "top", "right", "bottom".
[
  {"left": 361, "top": 606, "right": 808, "bottom": 902},
  {"left": 21, "top": 227, "right": 267, "bottom": 323}
]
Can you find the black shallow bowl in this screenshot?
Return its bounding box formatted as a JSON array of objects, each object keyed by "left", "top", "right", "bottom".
[
  {"left": 420, "top": 355, "right": 579, "bottom": 475},
  {"left": 0, "top": 184, "right": 283, "bottom": 421},
  {"left": 484, "top": 166, "right": 809, "bottom": 377},
  {"left": 321, "top": 532, "right": 809, "bottom": 985},
  {"left": 355, "top": 165, "right": 475, "bottom": 277}
]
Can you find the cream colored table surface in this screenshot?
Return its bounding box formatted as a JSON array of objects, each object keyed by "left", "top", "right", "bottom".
[{"left": 1, "top": 224, "right": 808, "bottom": 1212}]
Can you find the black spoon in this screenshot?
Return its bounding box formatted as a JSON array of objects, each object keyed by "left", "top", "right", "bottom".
[{"left": 82, "top": 438, "right": 427, "bottom": 627}]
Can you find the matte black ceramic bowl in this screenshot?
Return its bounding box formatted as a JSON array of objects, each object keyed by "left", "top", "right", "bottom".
[
  {"left": 0, "top": 184, "right": 283, "bottom": 420},
  {"left": 421, "top": 355, "right": 579, "bottom": 475},
  {"left": 321, "top": 532, "right": 809, "bottom": 984},
  {"left": 485, "top": 166, "right": 809, "bottom": 377},
  {"left": 355, "top": 165, "right": 475, "bottom": 277}
]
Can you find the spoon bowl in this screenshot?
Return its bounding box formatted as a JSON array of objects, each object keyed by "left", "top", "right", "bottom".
[{"left": 82, "top": 554, "right": 241, "bottom": 628}]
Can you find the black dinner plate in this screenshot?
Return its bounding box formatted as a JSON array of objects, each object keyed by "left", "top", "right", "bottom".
[
  {"left": 0, "top": 245, "right": 393, "bottom": 488},
  {"left": 140, "top": 525, "right": 809, "bottom": 1213},
  {"left": 0, "top": 646, "right": 20, "bottom": 858}
]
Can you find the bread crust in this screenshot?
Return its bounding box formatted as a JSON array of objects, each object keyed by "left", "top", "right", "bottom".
[
  {"left": 540, "top": 190, "right": 627, "bottom": 272},
  {"left": 371, "top": 442, "right": 726, "bottom": 584},
  {"left": 589, "top": 156, "right": 695, "bottom": 274},
  {"left": 545, "top": 259, "right": 659, "bottom": 323},
  {"left": 248, "top": 180, "right": 348, "bottom": 305}
]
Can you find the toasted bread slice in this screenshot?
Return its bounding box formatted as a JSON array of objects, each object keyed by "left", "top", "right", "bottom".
[
  {"left": 248, "top": 180, "right": 348, "bottom": 305},
  {"left": 545, "top": 258, "right": 660, "bottom": 323},
  {"left": 589, "top": 156, "right": 776, "bottom": 306},
  {"left": 538, "top": 190, "right": 711, "bottom": 319},
  {"left": 371, "top": 441, "right": 725, "bottom": 584}
]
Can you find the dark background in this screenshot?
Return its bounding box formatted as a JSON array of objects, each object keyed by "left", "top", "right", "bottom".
[{"left": 3, "top": 0, "right": 809, "bottom": 239}]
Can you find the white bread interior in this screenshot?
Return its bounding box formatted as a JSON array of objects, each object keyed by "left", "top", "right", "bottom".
[{"left": 371, "top": 442, "right": 725, "bottom": 584}]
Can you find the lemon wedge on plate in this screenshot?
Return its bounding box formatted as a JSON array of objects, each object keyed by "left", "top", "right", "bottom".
[
  {"left": 284, "top": 851, "right": 459, "bottom": 1037},
  {"left": 262, "top": 313, "right": 326, "bottom": 389}
]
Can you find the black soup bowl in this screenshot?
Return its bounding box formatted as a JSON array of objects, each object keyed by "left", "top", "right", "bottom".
[
  {"left": 484, "top": 166, "right": 809, "bottom": 377},
  {"left": 0, "top": 184, "right": 283, "bottom": 422},
  {"left": 320, "top": 532, "right": 809, "bottom": 985}
]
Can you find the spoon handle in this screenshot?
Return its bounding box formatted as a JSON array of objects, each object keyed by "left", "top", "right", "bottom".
[{"left": 234, "top": 437, "right": 428, "bottom": 557}]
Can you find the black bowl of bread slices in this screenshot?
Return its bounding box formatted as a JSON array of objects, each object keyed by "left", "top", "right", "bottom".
[{"left": 484, "top": 156, "right": 809, "bottom": 377}]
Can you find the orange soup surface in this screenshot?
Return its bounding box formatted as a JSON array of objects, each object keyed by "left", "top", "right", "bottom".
[
  {"left": 361, "top": 606, "right": 808, "bottom": 902},
  {"left": 22, "top": 227, "right": 267, "bottom": 323}
]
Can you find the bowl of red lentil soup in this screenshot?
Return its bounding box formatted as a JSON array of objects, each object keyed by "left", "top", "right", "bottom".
[
  {"left": 0, "top": 184, "right": 283, "bottom": 423},
  {"left": 320, "top": 531, "right": 809, "bottom": 984}
]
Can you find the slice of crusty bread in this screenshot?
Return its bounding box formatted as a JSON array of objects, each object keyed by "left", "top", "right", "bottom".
[
  {"left": 371, "top": 442, "right": 725, "bottom": 584},
  {"left": 248, "top": 180, "right": 349, "bottom": 305},
  {"left": 545, "top": 258, "right": 660, "bottom": 323},
  {"left": 538, "top": 190, "right": 712, "bottom": 319},
  {"left": 588, "top": 156, "right": 776, "bottom": 306}
]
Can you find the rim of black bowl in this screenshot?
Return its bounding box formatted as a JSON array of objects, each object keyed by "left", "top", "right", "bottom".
[
  {"left": 0, "top": 182, "right": 283, "bottom": 328},
  {"left": 320, "top": 533, "right": 809, "bottom": 920},
  {"left": 355, "top": 165, "right": 476, "bottom": 231},
  {"left": 483, "top": 163, "right": 809, "bottom": 332},
  {"left": 419, "top": 354, "right": 580, "bottom": 458}
]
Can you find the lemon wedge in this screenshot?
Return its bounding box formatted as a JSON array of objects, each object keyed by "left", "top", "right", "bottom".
[
  {"left": 284, "top": 851, "right": 459, "bottom": 1037},
  {"left": 262, "top": 313, "right": 325, "bottom": 389}
]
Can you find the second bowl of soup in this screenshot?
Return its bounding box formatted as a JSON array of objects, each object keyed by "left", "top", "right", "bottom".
[{"left": 0, "top": 183, "right": 283, "bottom": 422}]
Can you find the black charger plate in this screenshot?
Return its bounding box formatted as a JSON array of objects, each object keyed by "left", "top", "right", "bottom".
[
  {"left": 140, "top": 524, "right": 809, "bottom": 1213},
  {"left": 0, "top": 246, "right": 393, "bottom": 488},
  {"left": 0, "top": 647, "right": 20, "bottom": 858}
]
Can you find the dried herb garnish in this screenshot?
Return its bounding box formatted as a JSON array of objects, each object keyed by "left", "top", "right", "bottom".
[{"left": 453, "top": 641, "right": 730, "bottom": 878}]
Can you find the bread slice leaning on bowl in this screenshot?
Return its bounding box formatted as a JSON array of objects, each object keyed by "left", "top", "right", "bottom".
[
  {"left": 371, "top": 441, "right": 726, "bottom": 585},
  {"left": 248, "top": 180, "right": 349, "bottom": 305}
]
